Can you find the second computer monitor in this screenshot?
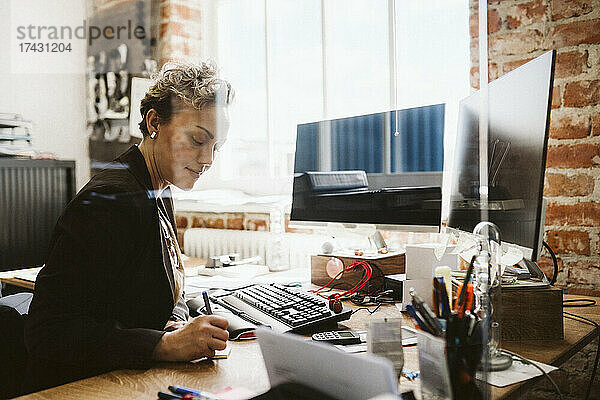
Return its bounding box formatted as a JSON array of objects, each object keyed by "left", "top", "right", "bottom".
[
  {"left": 291, "top": 104, "right": 445, "bottom": 231},
  {"left": 447, "top": 50, "right": 556, "bottom": 261}
]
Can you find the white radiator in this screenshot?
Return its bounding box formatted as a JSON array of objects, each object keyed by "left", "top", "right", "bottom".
[{"left": 183, "top": 228, "right": 326, "bottom": 269}]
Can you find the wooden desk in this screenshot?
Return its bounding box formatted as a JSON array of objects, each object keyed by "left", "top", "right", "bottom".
[
  {"left": 0, "top": 267, "right": 38, "bottom": 291},
  {"left": 0, "top": 259, "right": 209, "bottom": 292},
  {"left": 13, "top": 294, "right": 600, "bottom": 400}
]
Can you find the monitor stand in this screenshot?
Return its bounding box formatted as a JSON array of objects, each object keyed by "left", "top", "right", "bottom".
[{"left": 320, "top": 223, "right": 404, "bottom": 256}]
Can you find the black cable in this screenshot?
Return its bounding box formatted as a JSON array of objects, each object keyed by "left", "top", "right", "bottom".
[
  {"left": 351, "top": 303, "right": 383, "bottom": 316},
  {"left": 364, "top": 264, "right": 386, "bottom": 295},
  {"left": 564, "top": 311, "right": 600, "bottom": 400},
  {"left": 318, "top": 281, "right": 354, "bottom": 293},
  {"left": 542, "top": 240, "right": 558, "bottom": 285},
  {"left": 500, "top": 349, "right": 564, "bottom": 400},
  {"left": 563, "top": 299, "right": 596, "bottom": 308}
]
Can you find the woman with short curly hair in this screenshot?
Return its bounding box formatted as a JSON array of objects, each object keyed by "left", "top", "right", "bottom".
[{"left": 24, "top": 60, "right": 234, "bottom": 392}]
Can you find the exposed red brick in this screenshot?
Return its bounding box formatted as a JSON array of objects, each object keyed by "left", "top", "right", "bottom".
[
  {"left": 555, "top": 50, "right": 589, "bottom": 79},
  {"left": 166, "top": 21, "right": 200, "bottom": 40},
  {"left": 549, "top": 112, "right": 591, "bottom": 139},
  {"left": 552, "top": 86, "right": 561, "bottom": 109},
  {"left": 159, "top": 40, "right": 183, "bottom": 58},
  {"left": 470, "top": 38, "right": 480, "bottom": 66},
  {"left": 505, "top": 0, "right": 547, "bottom": 29},
  {"left": 546, "top": 143, "right": 600, "bottom": 168},
  {"left": 159, "top": 22, "right": 169, "bottom": 39},
  {"left": 470, "top": 8, "right": 502, "bottom": 37},
  {"left": 226, "top": 217, "right": 244, "bottom": 230},
  {"left": 546, "top": 202, "right": 600, "bottom": 227},
  {"left": 592, "top": 114, "right": 600, "bottom": 136},
  {"left": 564, "top": 80, "right": 600, "bottom": 108},
  {"left": 552, "top": 0, "right": 594, "bottom": 20},
  {"left": 285, "top": 217, "right": 314, "bottom": 234},
  {"left": 177, "top": 231, "right": 184, "bottom": 251},
  {"left": 537, "top": 256, "right": 564, "bottom": 280},
  {"left": 502, "top": 58, "right": 533, "bottom": 74},
  {"left": 160, "top": 36, "right": 201, "bottom": 59},
  {"left": 547, "top": 230, "right": 591, "bottom": 255},
  {"left": 489, "top": 29, "right": 544, "bottom": 56},
  {"left": 246, "top": 219, "right": 268, "bottom": 231},
  {"left": 160, "top": 3, "right": 170, "bottom": 20},
  {"left": 205, "top": 218, "right": 224, "bottom": 229},
  {"left": 544, "top": 173, "right": 595, "bottom": 197},
  {"left": 470, "top": 63, "right": 500, "bottom": 88},
  {"left": 175, "top": 215, "right": 188, "bottom": 229},
  {"left": 191, "top": 216, "right": 204, "bottom": 228},
  {"left": 549, "top": 20, "right": 600, "bottom": 48},
  {"left": 161, "top": 3, "right": 201, "bottom": 21},
  {"left": 469, "top": 0, "right": 506, "bottom": 8},
  {"left": 567, "top": 260, "right": 600, "bottom": 285}
]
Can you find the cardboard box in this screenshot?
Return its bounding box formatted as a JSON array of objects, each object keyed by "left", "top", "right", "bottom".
[{"left": 405, "top": 244, "right": 457, "bottom": 279}]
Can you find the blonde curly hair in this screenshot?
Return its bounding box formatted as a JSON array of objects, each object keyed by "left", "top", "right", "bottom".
[{"left": 138, "top": 60, "right": 234, "bottom": 137}]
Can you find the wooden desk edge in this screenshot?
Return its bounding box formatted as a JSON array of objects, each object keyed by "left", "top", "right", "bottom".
[
  {"left": 1, "top": 277, "right": 35, "bottom": 290},
  {"left": 11, "top": 292, "right": 600, "bottom": 399},
  {"left": 495, "top": 294, "right": 600, "bottom": 399}
]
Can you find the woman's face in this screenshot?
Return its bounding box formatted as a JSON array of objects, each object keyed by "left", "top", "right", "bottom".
[{"left": 155, "top": 104, "right": 230, "bottom": 190}]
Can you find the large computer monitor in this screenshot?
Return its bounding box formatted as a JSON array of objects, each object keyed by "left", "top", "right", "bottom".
[
  {"left": 290, "top": 104, "right": 445, "bottom": 232},
  {"left": 447, "top": 50, "right": 556, "bottom": 261}
]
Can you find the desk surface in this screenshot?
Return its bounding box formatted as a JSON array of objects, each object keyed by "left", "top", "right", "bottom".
[
  {"left": 0, "top": 259, "right": 209, "bottom": 292},
  {"left": 0, "top": 267, "right": 38, "bottom": 291},
  {"left": 13, "top": 294, "right": 600, "bottom": 400}
]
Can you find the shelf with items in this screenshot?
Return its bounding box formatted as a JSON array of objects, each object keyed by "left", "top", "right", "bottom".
[{"left": 0, "top": 114, "right": 33, "bottom": 144}]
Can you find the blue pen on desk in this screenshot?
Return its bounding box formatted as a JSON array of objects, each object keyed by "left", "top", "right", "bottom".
[
  {"left": 202, "top": 291, "right": 212, "bottom": 315},
  {"left": 168, "top": 385, "right": 218, "bottom": 400},
  {"left": 158, "top": 392, "right": 187, "bottom": 400}
]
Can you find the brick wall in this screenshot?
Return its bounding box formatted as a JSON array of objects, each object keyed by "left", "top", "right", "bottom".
[
  {"left": 174, "top": 211, "right": 271, "bottom": 250},
  {"left": 470, "top": 0, "right": 600, "bottom": 292},
  {"left": 92, "top": 0, "right": 203, "bottom": 65},
  {"left": 157, "top": 0, "right": 203, "bottom": 65}
]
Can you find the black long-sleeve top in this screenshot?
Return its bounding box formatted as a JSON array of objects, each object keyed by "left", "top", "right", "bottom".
[{"left": 24, "top": 146, "right": 188, "bottom": 392}]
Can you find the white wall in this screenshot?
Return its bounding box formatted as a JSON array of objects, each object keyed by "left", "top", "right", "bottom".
[{"left": 0, "top": 1, "right": 89, "bottom": 190}]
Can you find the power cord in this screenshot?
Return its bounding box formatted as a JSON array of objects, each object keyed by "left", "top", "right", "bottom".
[
  {"left": 351, "top": 303, "right": 383, "bottom": 316},
  {"left": 499, "top": 349, "right": 564, "bottom": 400},
  {"left": 563, "top": 311, "right": 600, "bottom": 400},
  {"left": 542, "top": 240, "right": 558, "bottom": 285},
  {"left": 563, "top": 299, "right": 596, "bottom": 308},
  {"left": 349, "top": 290, "right": 395, "bottom": 316}
]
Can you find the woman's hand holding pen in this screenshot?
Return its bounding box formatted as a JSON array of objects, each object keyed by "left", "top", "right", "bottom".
[
  {"left": 164, "top": 319, "right": 187, "bottom": 332},
  {"left": 153, "top": 315, "right": 229, "bottom": 361}
]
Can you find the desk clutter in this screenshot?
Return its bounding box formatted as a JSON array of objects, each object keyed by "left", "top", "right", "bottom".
[
  {"left": 188, "top": 283, "right": 353, "bottom": 336},
  {"left": 2, "top": 241, "right": 585, "bottom": 400}
]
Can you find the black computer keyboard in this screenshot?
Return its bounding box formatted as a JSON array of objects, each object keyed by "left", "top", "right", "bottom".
[{"left": 211, "top": 284, "right": 352, "bottom": 333}]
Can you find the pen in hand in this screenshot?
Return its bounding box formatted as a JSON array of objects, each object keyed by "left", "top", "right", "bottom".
[{"left": 202, "top": 291, "right": 212, "bottom": 315}]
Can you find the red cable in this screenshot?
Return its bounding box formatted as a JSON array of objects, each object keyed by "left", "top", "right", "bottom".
[{"left": 312, "top": 261, "right": 373, "bottom": 300}]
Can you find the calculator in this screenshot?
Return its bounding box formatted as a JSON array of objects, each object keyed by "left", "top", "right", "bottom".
[{"left": 311, "top": 330, "right": 362, "bottom": 345}]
